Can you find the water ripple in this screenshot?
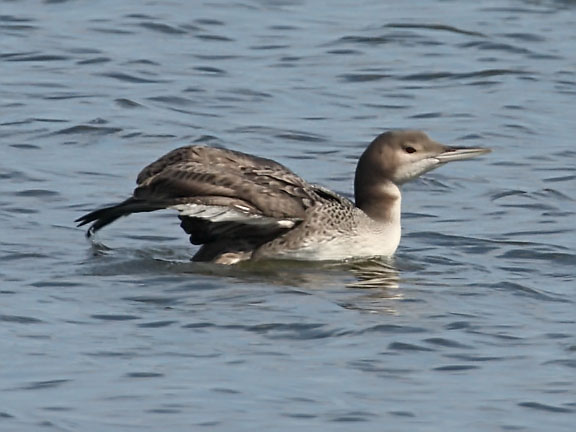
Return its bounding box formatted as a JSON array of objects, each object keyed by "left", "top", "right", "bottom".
[
  {"left": 400, "top": 69, "right": 530, "bottom": 81},
  {"left": 518, "top": 402, "right": 574, "bottom": 414},
  {"left": 138, "top": 22, "right": 188, "bottom": 35},
  {"left": 98, "top": 72, "right": 170, "bottom": 84},
  {"left": 385, "top": 23, "right": 486, "bottom": 37},
  {"left": 0, "top": 314, "right": 43, "bottom": 324},
  {"left": 52, "top": 125, "right": 122, "bottom": 135}
]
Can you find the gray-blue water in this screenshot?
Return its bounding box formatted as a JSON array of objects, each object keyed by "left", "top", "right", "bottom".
[{"left": 1, "top": 0, "right": 575, "bottom": 430}]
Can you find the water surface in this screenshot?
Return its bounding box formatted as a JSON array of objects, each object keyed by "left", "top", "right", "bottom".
[{"left": 1, "top": 0, "right": 575, "bottom": 431}]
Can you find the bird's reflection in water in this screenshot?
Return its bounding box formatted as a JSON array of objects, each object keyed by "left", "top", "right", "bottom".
[
  {"left": 233, "top": 257, "right": 404, "bottom": 314},
  {"left": 82, "top": 244, "right": 404, "bottom": 314},
  {"left": 344, "top": 258, "right": 400, "bottom": 290},
  {"left": 337, "top": 258, "right": 403, "bottom": 314}
]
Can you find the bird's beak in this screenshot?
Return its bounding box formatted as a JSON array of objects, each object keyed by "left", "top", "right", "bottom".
[{"left": 435, "top": 146, "right": 491, "bottom": 163}]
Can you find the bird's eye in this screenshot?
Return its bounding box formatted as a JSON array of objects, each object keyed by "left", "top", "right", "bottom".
[{"left": 405, "top": 146, "right": 416, "bottom": 154}]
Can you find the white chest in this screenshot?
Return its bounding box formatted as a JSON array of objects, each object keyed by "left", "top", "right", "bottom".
[{"left": 270, "top": 222, "right": 402, "bottom": 261}]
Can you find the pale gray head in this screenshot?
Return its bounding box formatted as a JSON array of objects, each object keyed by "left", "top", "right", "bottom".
[{"left": 354, "top": 130, "right": 490, "bottom": 221}]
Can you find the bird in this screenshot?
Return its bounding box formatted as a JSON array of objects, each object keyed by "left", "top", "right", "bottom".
[{"left": 76, "top": 130, "right": 490, "bottom": 264}]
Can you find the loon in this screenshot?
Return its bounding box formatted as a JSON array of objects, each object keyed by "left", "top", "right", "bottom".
[{"left": 76, "top": 130, "right": 490, "bottom": 264}]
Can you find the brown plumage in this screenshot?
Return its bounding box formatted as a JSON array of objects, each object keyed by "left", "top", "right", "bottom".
[
  {"left": 76, "top": 131, "right": 490, "bottom": 264},
  {"left": 76, "top": 144, "right": 350, "bottom": 263}
]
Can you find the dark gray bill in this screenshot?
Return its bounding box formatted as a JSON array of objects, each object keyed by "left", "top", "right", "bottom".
[{"left": 435, "top": 146, "right": 491, "bottom": 163}]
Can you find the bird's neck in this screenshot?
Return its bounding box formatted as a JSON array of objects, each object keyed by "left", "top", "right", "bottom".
[{"left": 355, "top": 180, "right": 402, "bottom": 225}]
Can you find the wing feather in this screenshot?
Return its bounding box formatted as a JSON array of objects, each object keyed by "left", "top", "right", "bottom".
[
  {"left": 134, "top": 146, "right": 321, "bottom": 219},
  {"left": 78, "top": 145, "right": 327, "bottom": 254}
]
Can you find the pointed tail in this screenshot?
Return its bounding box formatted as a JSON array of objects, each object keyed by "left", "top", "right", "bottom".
[{"left": 75, "top": 198, "right": 165, "bottom": 237}]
